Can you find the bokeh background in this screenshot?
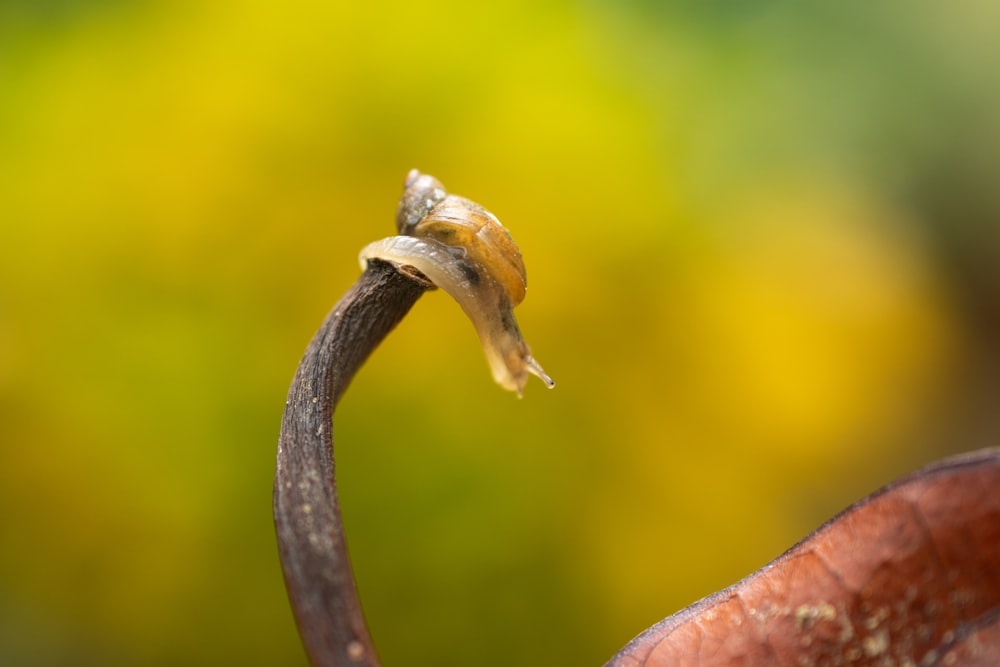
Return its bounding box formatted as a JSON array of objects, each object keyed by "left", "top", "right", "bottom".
[{"left": 2, "top": 1, "right": 999, "bottom": 665}]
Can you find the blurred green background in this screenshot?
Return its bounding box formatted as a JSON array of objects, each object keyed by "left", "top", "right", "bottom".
[{"left": 2, "top": 1, "right": 999, "bottom": 665}]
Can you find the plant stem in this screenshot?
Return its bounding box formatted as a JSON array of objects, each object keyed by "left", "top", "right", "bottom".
[{"left": 274, "top": 259, "right": 430, "bottom": 667}]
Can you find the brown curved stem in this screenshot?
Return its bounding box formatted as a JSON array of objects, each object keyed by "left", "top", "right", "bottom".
[{"left": 274, "top": 259, "right": 430, "bottom": 667}]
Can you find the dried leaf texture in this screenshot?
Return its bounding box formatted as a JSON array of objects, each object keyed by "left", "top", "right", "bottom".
[{"left": 607, "top": 449, "right": 1000, "bottom": 666}]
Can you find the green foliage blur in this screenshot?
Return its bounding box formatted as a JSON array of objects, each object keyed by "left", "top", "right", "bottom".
[{"left": 2, "top": 1, "right": 998, "bottom": 665}]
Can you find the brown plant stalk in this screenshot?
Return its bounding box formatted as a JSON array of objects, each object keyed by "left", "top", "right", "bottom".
[{"left": 274, "top": 259, "right": 431, "bottom": 667}]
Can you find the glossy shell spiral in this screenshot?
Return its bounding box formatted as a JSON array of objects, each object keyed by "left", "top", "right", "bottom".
[{"left": 360, "top": 169, "right": 553, "bottom": 395}]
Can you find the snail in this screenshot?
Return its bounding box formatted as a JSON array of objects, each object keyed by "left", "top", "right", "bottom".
[{"left": 359, "top": 169, "right": 554, "bottom": 396}]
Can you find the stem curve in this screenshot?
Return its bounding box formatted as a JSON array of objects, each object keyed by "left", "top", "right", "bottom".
[{"left": 274, "top": 259, "right": 430, "bottom": 667}]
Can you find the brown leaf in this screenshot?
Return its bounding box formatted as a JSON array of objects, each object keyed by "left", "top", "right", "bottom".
[{"left": 607, "top": 449, "right": 1000, "bottom": 666}]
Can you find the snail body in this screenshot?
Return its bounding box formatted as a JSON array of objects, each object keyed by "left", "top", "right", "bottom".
[{"left": 360, "top": 170, "right": 553, "bottom": 395}]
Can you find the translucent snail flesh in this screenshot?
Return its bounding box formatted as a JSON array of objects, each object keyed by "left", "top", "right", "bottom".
[{"left": 359, "top": 169, "right": 554, "bottom": 396}]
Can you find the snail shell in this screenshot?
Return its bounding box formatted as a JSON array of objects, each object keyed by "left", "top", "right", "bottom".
[
  {"left": 395, "top": 170, "right": 448, "bottom": 235},
  {"left": 360, "top": 169, "right": 554, "bottom": 395}
]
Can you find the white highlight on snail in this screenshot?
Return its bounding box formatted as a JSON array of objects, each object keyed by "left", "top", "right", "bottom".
[{"left": 359, "top": 170, "right": 554, "bottom": 396}]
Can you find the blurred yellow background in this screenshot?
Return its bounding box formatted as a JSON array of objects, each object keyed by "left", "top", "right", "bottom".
[{"left": 2, "top": 1, "right": 999, "bottom": 665}]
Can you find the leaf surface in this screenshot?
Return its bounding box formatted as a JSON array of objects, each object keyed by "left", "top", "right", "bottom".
[{"left": 608, "top": 449, "right": 1000, "bottom": 666}]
